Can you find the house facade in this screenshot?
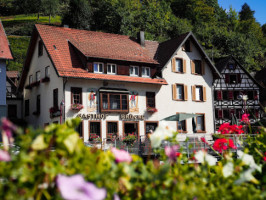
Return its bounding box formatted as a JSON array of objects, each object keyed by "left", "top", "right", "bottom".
[
  {"left": 0, "top": 20, "right": 13, "bottom": 123},
  {"left": 19, "top": 25, "right": 221, "bottom": 142},
  {"left": 213, "top": 56, "right": 262, "bottom": 128}
]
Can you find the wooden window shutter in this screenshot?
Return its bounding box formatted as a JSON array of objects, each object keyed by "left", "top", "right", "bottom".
[
  {"left": 172, "top": 58, "right": 176, "bottom": 72},
  {"left": 217, "top": 91, "right": 222, "bottom": 100},
  {"left": 254, "top": 91, "right": 258, "bottom": 100},
  {"left": 184, "top": 85, "right": 188, "bottom": 100},
  {"left": 255, "top": 110, "right": 259, "bottom": 118},
  {"left": 228, "top": 91, "right": 233, "bottom": 100},
  {"left": 191, "top": 60, "right": 195, "bottom": 74},
  {"left": 192, "top": 86, "right": 196, "bottom": 101},
  {"left": 183, "top": 59, "right": 186, "bottom": 73},
  {"left": 104, "top": 63, "right": 107, "bottom": 74},
  {"left": 172, "top": 84, "right": 177, "bottom": 100},
  {"left": 225, "top": 74, "right": 229, "bottom": 83},
  {"left": 218, "top": 110, "right": 223, "bottom": 119},
  {"left": 87, "top": 62, "right": 93, "bottom": 72},
  {"left": 201, "top": 60, "right": 205, "bottom": 75},
  {"left": 150, "top": 67, "right": 157, "bottom": 77},
  {"left": 203, "top": 87, "right": 206, "bottom": 101}
]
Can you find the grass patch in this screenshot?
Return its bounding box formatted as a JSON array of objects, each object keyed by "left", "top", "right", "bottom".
[
  {"left": 7, "top": 36, "right": 30, "bottom": 72},
  {"left": 1, "top": 14, "right": 61, "bottom": 24}
]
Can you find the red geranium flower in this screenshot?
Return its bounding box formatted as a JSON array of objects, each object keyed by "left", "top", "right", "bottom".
[
  {"left": 240, "top": 114, "right": 250, "bottom": 124},
  {"left": 218, "top": 123, "right": 244, "bottom": 135},
  {"left": 200, "top": 137, "right": 209, "bottom": 145},
  {"left": 213, "top": 138, "right": 236, "bottom": 153}
]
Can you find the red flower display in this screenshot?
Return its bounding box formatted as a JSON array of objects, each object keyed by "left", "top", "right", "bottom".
[
  {"left": 213, "top": 138, "right": 237, "bottom": 153},
  {"left": 218, "top": 123, "right": 244, "bottom": 135},
  {"left": 200, "top": 137, "right": 209, "bottom": 145}
]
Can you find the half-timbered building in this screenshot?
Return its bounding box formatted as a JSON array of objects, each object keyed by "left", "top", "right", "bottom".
[{"left": 213, "top": 56, "right": 262, "bottom": 129}]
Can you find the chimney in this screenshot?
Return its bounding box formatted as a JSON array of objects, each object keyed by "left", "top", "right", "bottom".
[{"left": 138, "top": 31, "right": 145, "bottom": 47}]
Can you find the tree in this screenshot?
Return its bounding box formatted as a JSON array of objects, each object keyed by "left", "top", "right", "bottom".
[
  {"left": 61, "top": 0, "right": 92, "bottom": 30},
  {"left": 262, "top": 24, "right": 266, "bottom": 37},
  {"left": 41, "top": 0, "right": 60, "bottom": 23},
  {"left": 239, "top": 3, "right": 255, "bottom": 21}
]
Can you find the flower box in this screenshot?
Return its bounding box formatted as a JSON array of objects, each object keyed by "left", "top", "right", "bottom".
[
  {"left": 71, "top": 103, "right": 83, "bottom": 111},
  {"left": 122, "top": 134, "right": 136, "bottom": 146},
  {"left": 146, "top": 107, "right": 158, "bottom": 113},
  {"left": 41, "top": 77, "right": 50, "bottom": 83},
  {"left": 49, "top": 107, "right": 61, "bottom": 118},
  {"left": 31, "top": 81, "right": 40, "bottom": 88},
  {"left": 89, "top": 134, "right": 101, "bottom": 143}
]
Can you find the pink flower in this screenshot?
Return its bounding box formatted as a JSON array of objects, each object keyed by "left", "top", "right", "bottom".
[
  {"left": 165, "top": 145, "right": 179, "bottom": 162},
  {"left": 56, "top": 174, "right": 106, "bottom": 200},
  {"left": 241, "top": 114, "right": 250, "bottom": 124},
  {"left": 111, "top": 148, "right": 132, "bottom": 163},
  {"left": 0, "top": 150, "right": 11, "bottom": 161},
  {"left": 1, "top": 118, "right": 17, "bottom": 139},
  {"left": 218, "top": 123, "right": 244, "bottom": 134}
]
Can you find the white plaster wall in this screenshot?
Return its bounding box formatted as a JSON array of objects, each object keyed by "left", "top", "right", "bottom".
[
  {"left": 64, "top": 79, "right": 162, "bottom": 142},
  {"left": 157, "top": 42, "right": 215, "bottom": 135},
  {"left": 23, "top": 36, "right": 63, "bottom": 128}
]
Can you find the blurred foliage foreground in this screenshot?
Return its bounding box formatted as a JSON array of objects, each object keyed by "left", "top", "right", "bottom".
[{"left": 0, "top": 118, "right": 265, "bottom": 200}]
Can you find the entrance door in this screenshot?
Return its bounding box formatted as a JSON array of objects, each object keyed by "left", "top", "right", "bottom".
[{"left": 124, "top": 122, "right": 138, "bottom": 137}]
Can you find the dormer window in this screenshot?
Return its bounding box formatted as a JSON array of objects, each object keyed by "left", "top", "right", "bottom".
[
  {"left": 94, "top": 63, "right": 103, "bottom": 73},
  {"left": 142, "top": 67, "right": 150, "bottom": 77},
  {"left": 107, "top": 64, "right": 116, "bottom": 74},
  {"left": 228, "top": 64, "right": 235, "bottom": 70},
  {"left": 36, "top": 71, "right": 41, "bottom": 82},
  {"left": 229, "top": 74, "right": 237, "bottom": 84},
  {"left": 130, "top": 66, "right": 139, "bottom": 76},
  {"left": 182, "top": 40, "right": 191, "bottom": 52}
]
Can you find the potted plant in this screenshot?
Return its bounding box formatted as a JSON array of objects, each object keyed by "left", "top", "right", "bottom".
[
  {"left": 49, "top": 107, "right": 61, "bottom": 118},
  {"left": 122, "top": 134, "right": 136, "bottom": 146},
  {"left": 146, "top": 107, "right": 158, "bottom": 113},
  {"left": 89, "top": 134, "right": 101, "bottom": 143},
  {"left": 71, "top": 103, "right": 83, "bottom": 111}
]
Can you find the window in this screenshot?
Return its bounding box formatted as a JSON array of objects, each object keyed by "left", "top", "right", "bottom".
[
  {"left": 177, "top": 120, "right": 186, "bottom": 132},
  {"left": 100, "top": 93, "right": 128, "bottom": 112},
  {"left": 215, "top": 109, "right": 223, "bottom": 119},
  {"left": 8, "top": 105, "right": 17, "bottom": 118},
  {"left": 36, "top": 71, "right": 41, "bottom": 82},
  {"left": 228, "top": 64, "right": 235, "bottom": 70},
  {"left": 195, "top": 86, "right": 203, "bottom": 101},
  {"left": 89, "top": 122, "right": 101, "bottom": 140},
  {"left": 142, "top": 67, "right": 150, "bottom": 77},
  {"left": 38, "top": 40, "right": 43, "bottom": 56},
  {"left": 223, "top": 109, "right": 230, "bottom": 119},
  {"left": 25, "top": 100, "right": 29, "bottom": 116},
  {"left": 146, "top": 92, "right": 155, "bottom": 108},
  {"left": 71, "top": 87, "right": 82, "bottom": 104},
  {"left": 247, "top": 91, "right": 254, "bottom": 100},
  {"left": 229, "top": 74, "right": 237, "bottom": 84},
  {"left": 45, "top": 66, "right": 50, "bottom": 77},
  {"left": 175, "top": 59, "right": 183, "bottom": 72},
  {"left": 53, "top": 88, "right": 58, "bottom": 108},
  {"left": 145, "top": 122, "right": 158, "bottom": 134},
  {"left": 29, "top": 75, "right": 33, "bottom": 85},
  {"left": 76, "top": 122, "right": 83, "bottom": 138},
  {"left": 37, "top": 95, "right": 40, "bottom": 114},
  {"left": 124, "top": 122, "right": 138, "bottom": 137},
  {"left": 233, "top": 91, "right": 239, "bottom": 100},
  {"left": 175, "top": 84, "right": 184, "bottom": 100},
  {"left": 183, "top": 40, "right": 191, "bottom": 52},
  {"left": 196, "top": 114, "right": 205, "bottom": 132},
  {"left": 222, "top": 91, "right": 228, "bottom": 100},
  {"left": 107, "top": 64, "right": 117, "bottom": 74},
  {"left": 194, "top": 60, "right": 202, "bottom": 75},
  {"left": 107, "top": 122, "right": 118, "bottom": 139},
  {"left": 130, "top": 66, "right": 139, "bottom": 76},
  {"left": 93, "top": 63, "right": 104, "bottom": 73},
  {"left": 192, "top": 86, "right": 206, "bottom": 101}
]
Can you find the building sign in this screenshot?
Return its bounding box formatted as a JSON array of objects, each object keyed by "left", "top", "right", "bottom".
[
  {"left": 120, "top": 114, "right": 144, "bottom": 121},
  {"left": 77, "top": 113, "right": 107, "bottom": 120}
]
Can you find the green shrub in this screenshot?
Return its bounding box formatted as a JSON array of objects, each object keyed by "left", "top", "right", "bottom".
[{"left": 0, "top": 118, "right": 265, "bottom": 199}]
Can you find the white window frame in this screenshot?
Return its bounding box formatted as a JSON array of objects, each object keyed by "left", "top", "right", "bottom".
[
  {"left": 130, "top": 66, "right": 139, "bottom": 77},
  {"left": 45, "top": 66, "right": 50, "bottom": 77},
  {"left": 142, "top": 67, "right": 150, "bottom": 77},
  {"left": 29, "top": 75, "right": 33, "bottom": 84},
  {"left": 195, "top": 86, "right": 203, "bottom": 101},
  {"left": 93, "top": 62, "right": 104, "bottom": 74},
  {"left": 107, "top": 63, "right": 117, "bottom": 75},
  {"left": 36, "top": 71, "right": 41, "bottom": 82}
]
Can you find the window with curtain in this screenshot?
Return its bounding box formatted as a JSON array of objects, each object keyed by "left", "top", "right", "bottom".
[{"left": 100, "top": 93, "right": 128, "bottom": 112}]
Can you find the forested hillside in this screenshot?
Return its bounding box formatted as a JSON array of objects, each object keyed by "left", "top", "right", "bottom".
[{"left": 1, "top": 0, "right": 265, "bottom": 73}]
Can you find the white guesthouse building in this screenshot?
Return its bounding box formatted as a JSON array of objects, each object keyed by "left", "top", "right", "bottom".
[{"left": 19, "top": 25, "right": 221, "bottom": 142}]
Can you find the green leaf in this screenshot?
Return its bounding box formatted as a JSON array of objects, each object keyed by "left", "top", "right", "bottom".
[
  {"left": 63, "top": 133, "right": 79, "bottom": 153},
  {"left": 31, "top": 134, "right": 48, "bottom": 150}
]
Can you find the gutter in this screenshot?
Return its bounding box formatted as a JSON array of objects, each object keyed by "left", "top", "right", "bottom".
[{"left": 62, "top": 77, "right": 68, "bottom": 124}]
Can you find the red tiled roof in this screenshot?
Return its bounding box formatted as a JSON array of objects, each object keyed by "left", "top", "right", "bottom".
[
  {"left": 32, "top": 24, "right": 166, "bottom": 85},
  {"left": 6, "top": 71, "right": 19, "bottom": 78},
  {"left": 0, "top": 20, "right": 13, "bottom": 60}
]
